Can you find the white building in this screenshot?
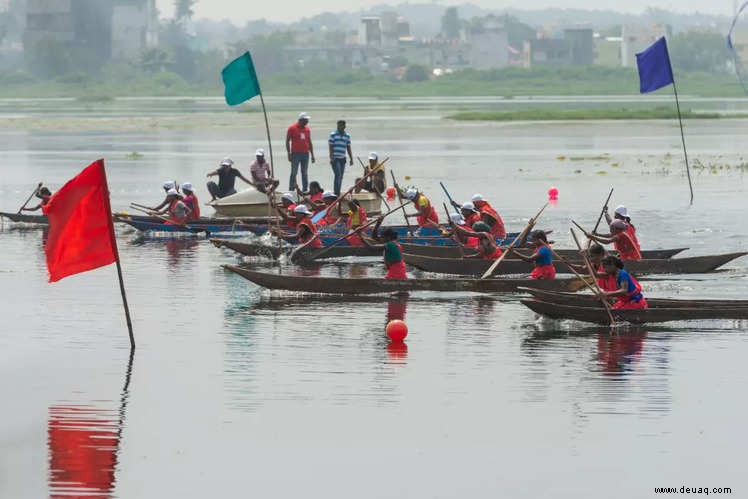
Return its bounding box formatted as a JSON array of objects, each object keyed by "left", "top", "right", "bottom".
[
  {"left": 469, "top": 17, "right": 508, "bottom": 69},
  {"left": 621, "top": 24, "right": 668, "bottom": 67},
  {"left": 111, "top": 0, "right": 158, "bottom": 60}
]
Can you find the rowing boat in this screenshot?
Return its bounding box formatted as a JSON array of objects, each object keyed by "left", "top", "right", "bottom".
[
  {"left": 398, "top": 243, "right": 688, "bottom": 260},
  {"left": 223, "top": 265, "right": 590, "bottom": 294},
  {"left": 402, "top": 252, "right": 747, "bottom": 277},
  {"left": 521, "top": 298, "right": 748, "bottom": 325},
  {"left": 114, "top": 213, "right": 269, "bottom": 235},
  {"left": 210, "top": 239, "right": 283, "bottom": 259},
  {"left": 518, "top": 288, "right": 748, "bottom": 309},
  {"left": 210, "top": 238, "right": 381, "bottom": 260},
  {"left": 0, "top": 212, "right": 48, "bottom": 224}
]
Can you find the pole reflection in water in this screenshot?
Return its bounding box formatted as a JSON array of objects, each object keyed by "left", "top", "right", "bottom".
[
  {"left": 386, "top": 293, "right": 409, "bottom": 363},
  {"left": 47, "top": 350, "right": 135, "bottom": 498}
]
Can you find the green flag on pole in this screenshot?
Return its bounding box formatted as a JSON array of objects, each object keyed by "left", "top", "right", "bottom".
[{"left": 222, "top": 52, "right": 261, "bottom": 106}]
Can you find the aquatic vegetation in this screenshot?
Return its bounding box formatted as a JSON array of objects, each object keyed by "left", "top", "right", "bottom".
[{"left": 125, "top": 152, "right": 143, "bottom": 160}]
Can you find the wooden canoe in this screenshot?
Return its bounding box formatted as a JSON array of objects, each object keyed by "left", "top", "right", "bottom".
[
  {"left": 402, "top": 252, "right": 747, "bottom": 277},
  {"left": 210, "top": 238, "right": 381, "bottom": 260},
  {"left": 518, "top": 288, "right": 748, "bottom": 309},
  {"left": 223, "top": 265, "right": 590, "bottom": 295},
  {"left": 0, "top": 212, "right": 48, "bottom": 224},
  {"left": 399, "top": 243, "right": 688, "bottom": 260},
  {"left": 521, "top": 298, "right": 748, "bottom": 325},
  {"left": 114, "top": 213, "right": 269, "bottom": 235},
  {"left": 210, "top": 239, "right": 283, "bottom": 259}
]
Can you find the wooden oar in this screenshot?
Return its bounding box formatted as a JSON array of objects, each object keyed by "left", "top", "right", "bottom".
[
  {"left": 586, "top": 188, "right": 614, "bottom": 250},
  {"left": 128, "top": 204, "right": 208, "bottom": 235},
  {"left": 356, "top": 157, "right": 391, "bottom": 211},
  {"left": 570, "top": 228, "right": 616, "bottom": 326},
  {"left": 549, "top": 246, "right": 615, "bottom": 321},
  {"left": 312, "top": 158, "right": 389, "bottom": 224},
  {"left": 17, "top": 183, "right": 43, "bottom": 213},
  {"left": 481, "top": 203, "right": 548, "bottom": 279},
  {"left": 389, "top": 169, "right": 415, "bottom": 235},
  {"left": 439, "top": 181, "right": 460, "bottom": 214},
  {"left": 442, "top": 202, "right": 465, "bottom": 257}
]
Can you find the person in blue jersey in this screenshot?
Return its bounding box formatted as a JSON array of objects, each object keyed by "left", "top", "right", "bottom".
[
  {"left": 511, "top": 230, "right": 556, "bottom": 279},
  {"left": 328, "top": 120, "right": 353, "bottom": 196},
  {"left": 601, "top": 255, "right": 648, "bottom": 310}
]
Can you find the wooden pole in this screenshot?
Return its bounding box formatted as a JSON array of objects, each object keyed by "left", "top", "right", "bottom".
[
  {"left": 389, "top": 170, "right": 414, "bottom": 235},
  {"left": 672, "top": 81, "right": 694, "bottom": 205},
  {"left": 481, "top": 203, "right": 548, "bottom": 279},
  {"left": 357, "top": 157, "right": 390, "bottom": 211},
  {"left": 17, "top": 182, "right": 43, "bottom": 213},
  {"left": 258, "top": 92, "right": 274, "bottom": 178},
  {"left": 586, "top": 188, "right": 614, "bottom": 250},
  {"left": 570, "top": 228, "right": 616, "bottom": 326}
]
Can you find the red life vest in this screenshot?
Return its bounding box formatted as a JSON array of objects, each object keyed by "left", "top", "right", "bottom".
[
  {"left": 385, "top": 242, "right": 407, "bottom": 279},
  {"left": 596, "top": 264, "right": 618, "bottom": 292},
  {"left": 415, "top": 196, "right": 439, "bottom": 227},
  {"left": 168, "top": 199, "right": 187, "bottom": 225},
  {"left": 183, "top": 194, "right": 200, "bottom": 220},
  {"left": 297, "top": 217, "right": 322, "bottom": 248},
  {"left": 614, "top": 231, "right": 641, "bottom": 260},
  {"left": 464, "top": 212, "right": 481, "bottom": 228}
]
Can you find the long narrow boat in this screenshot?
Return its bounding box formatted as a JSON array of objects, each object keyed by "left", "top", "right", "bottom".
[
  {"left": 0, "top": 212, "right": 48, "bottom": 224},
  {"left": 521, "top": 299, "right": 748, "bottom": 325},
  {"left": 210, "top": 239, "right": 283, "bottom": 259},
  {"left": 518, "top": 288, "right": 748, "bottom": 309},
  {"left": 210, "top": 238, "right": 380, "bottom": 260},
  {"left": 399, "top": 243, "right": 688, "bottom": 260},
  {"left": 114, "top": 213, "right": 269, "bottom": 235},
  {"left": 402, "top": 252, "right": 747, "bottom": 277},
  {"left": 223, "top": 265, "right": 589, "bottom": 294}
]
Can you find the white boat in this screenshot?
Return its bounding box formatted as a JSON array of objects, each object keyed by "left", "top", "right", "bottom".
[{"left": 207, "top": 187, "right": 383, "bottom": 217}]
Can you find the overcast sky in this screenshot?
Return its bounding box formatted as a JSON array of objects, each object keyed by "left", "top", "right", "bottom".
[{"left": 156, "top": 1, "right": 735, "bottom": 23}]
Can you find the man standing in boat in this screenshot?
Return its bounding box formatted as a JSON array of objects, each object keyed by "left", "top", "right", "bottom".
[
  {"left": 328, "top": 120, "right": 353, "bottom": 196},
  {"left": 286, "top": 112, "right": 315, "bottom": 192},
  {"left": 206, "top": 157, "right": 253, "bottom": 201},
  {"left": 249, "top": 149, "right": 279, "bottom": 194}
]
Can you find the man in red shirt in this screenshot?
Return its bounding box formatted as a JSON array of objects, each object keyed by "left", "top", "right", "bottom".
[{"left": 286, "top": 112, "right": 315, "bottom": 192}]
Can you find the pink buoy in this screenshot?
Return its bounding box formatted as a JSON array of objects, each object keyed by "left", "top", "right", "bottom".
[{"left": 548, "top": 186, "right": 559, "bottom": 201}]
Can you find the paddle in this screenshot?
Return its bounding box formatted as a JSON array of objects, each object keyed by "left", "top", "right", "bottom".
[
  {"left": 128, "top": 204, "right": 208, "bottom": 235},
  {"left": 389, "top": 169, "right": 415, "bottom": 235},
  {"left": 570, "top": 228, "right": 616, "bottom": 326},
  {"left": 480, "top": 203, "right": 548, "bottom": 279},
  {"left": 442, "top": 202, "right": 465, "bottom": 258},
  {"left": 586, "top": 188, "right": 614, "bottom": 250},
  {"left": 17, "top": 183, "right": 43, "bottom": 213},
  {"left": 439, "top": 182, "right": 460, "bottom": 214},
  {"left": 356, "top": 156, "right": 391, "bottom": 211},
  {"left": 311, "top": 158, "right": 389, "bottom": 224},
  {"left": 549, "top": 245, "right": 615, "bottom": 322}
]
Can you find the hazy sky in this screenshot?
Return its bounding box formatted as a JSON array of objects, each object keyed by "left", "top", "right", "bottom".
[{"left": 156, "top": 1, "right": 734, "bottom": 23}]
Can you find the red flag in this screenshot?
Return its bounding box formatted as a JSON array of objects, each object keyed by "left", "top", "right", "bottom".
[{"left": 43, "top": 159, "right": 119, "bottom": 282}]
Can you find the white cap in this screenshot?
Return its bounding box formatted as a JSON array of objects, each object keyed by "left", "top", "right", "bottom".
[
  {"left": 368, "top": 152, "right": 378, "bottom": 160},
  {"left": 322, "top": 191, "right": 336, "bottom": 199},
  {"left": 181, "top": 182, "right": 193, "bottom": 192},
  {"left": 461, "top": 201, "right": 476, "bottom": 212},
  {"left": 255, "top": 148, "right": 265, "bottom": 157},
  {"left": 166, "top": 188, "right": 178, "bottom": 196},
  {"left": 293, "top": 205, "right": 311, "bottom": 215},
  {"left": 614, "top": 205, "right": 628, "bottom": 217},
  {"left": 298, "top": 112, "right": 311, "bottom": 120},
  {"left": 406, "top": 188, "right": 417, "bottom": 200},
  {"left": 449, "top": 213, "right": 465, "bottom": 225},
  {"left": 220, "top": 157, "right": 234, "bottom": 166},
  {"left": 471, "top": 193, "right": 484, "bottom": 202},
  {"left": 281, "top": 193, "right": 294, "bottom": 202},
  {"left": 163, "top": 180, "right": 175, "bottom": 190}
]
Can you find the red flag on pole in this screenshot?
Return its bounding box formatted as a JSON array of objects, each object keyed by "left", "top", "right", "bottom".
[{"left": 43, "top": 159, "right": 118, "bottom": 282}]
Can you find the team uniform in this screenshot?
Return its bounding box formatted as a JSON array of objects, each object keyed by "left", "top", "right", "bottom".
[
  {"left": 529, "top": 244, "right": 556, "bottom": 279},
  {"left": 611, "top": 270, "right": 648, "bottom": 310},
  {"left": 384, "top": 241, "right": 407, "bottom": 279}
]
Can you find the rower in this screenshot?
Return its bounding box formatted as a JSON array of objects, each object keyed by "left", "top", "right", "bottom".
[
  {"left": 471, "top": 193, "right": 495, "bottom": 214},
  {"left": 297, "top": 181, "right": 325, "bottom": 208},
  {"left": 355, "top": 152, "right": 386, "bottom": 194},
  {"left": 511, "top": 230, "right": 556, "bottom": 279},
  {"left": 181, "top": 183, "right": 200, "bottom": 221},
  {"left": 21, "top": 187, "right": 53, "bottom": 212},
  {"left": 459, "top": 202, "right": 481, "bottom": 228},
  {"left": 154, "top": 188, "right": 189, "bottom": 225},
  {"left": 480, "top": 209, "right": 507, "bottom": 240},
  {"left": 585, "top": 219, "right": 642, "bottom": 260},
  {"left": 441, "top": 212, "right": 478, "bottom": 248},
  {"left": 147, "top": 181, "right": 177, "bottom": 212},
  {"left": 362, "top": 217, "right": 408, "bottom": 279},
  {"left": 605, "top": 204, "right": 641, "bottom": 252},
  {"left": 272, "top": 205, "right": 322, "bottom": 249},
  {"left": 316, "top": 191, "right": 342, "bottom": 226},
  {"left": 344, "top": 199, "right": 368, "bottom": 246},
  {"left": 601, "top": 255, "right": 648, "bottom": 310},
  {"left": 452, "top": 221, "right": 502, "bottom": 259},
  {"left": 206, "top": 157, "right": 253, "bottom": 200},
  {"left": 402, "top": 188, "right": 439, "bottom": 228},
  {"left": 276, "top": 192, "right": 298, "bottom": 228},
  {"left": 570, "top": 244, "right": 617, "bottom": 291}
]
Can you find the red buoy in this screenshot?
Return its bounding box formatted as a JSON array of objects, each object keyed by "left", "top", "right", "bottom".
[
  {"left": 386, "top": 186, "right": 396, "bottom": 199},
  {"left": 386, "top": 320, "right": 408, "bottom": 342}
]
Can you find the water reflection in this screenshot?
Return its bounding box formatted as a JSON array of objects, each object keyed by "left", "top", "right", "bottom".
[
  {"left": 596, "top": 330, "right": 647, "bottom": 375},
  {"left": 47, "top": 351, "right": 134, "bottom": 498},
  {"left": 129, "top": 236, "right": 200, "bottom": 267},
  {"left": 386, "top": 293, "right": 409, "bottom": 364}
]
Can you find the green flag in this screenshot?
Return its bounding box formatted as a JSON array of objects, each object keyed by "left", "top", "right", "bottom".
[{"left": 222, "top": 52, "right": 261, "bottom": 106}]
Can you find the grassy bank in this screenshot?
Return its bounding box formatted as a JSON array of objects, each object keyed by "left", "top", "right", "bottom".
[{"left": 447, "top": 108, "right": 745, "bottom": 121}]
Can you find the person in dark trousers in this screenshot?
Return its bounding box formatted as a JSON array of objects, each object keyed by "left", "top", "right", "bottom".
[
  {"left": 286, "top": 112, "right": 315, "bottom": 191},
  {"left": 328, "top": 119, "right": 352, "bottom": 196},
  {"left": 206, "top": 157, "right": 252, "bottom": 200}
]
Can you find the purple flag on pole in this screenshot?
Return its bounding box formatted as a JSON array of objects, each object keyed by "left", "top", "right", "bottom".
[{"left": 636, "top": 37, "right": 675, "bottom": 93}]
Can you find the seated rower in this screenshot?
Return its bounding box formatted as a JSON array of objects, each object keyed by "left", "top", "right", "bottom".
[
  {"left": 272, "top": 205, "right": 322, "bottom": 249},
  {"left": 569, "top": 244, "right": 617, "bottom": 292},
  {"left": 601, "top": 255, "right": 648, "bottom": 310},
  {"left": 441, "top": 213, "right": 479, "bottom": 248},
  {"left": 21, "top": 187, "right": 53, "bottom": 212},
  {"left": 316, "top": 191, "right": 342, "bottom": 226},
  {"left": 355, "top": 152, "right": 386, "bottom": 194},
  {"left": 606, "top": 204, "right": 641, "bottom": 253},
  {"left": 206, "top": 157, "right": 253, "bottom": 200},
  {"left": 480, "top": 208, "right": 507, "bottom": 240},
  {"left": 511, "top": 230, "right": 556, "bottom": 279},
  {"left": 361, "top": 217, "right": 407, "bottom": 280},
  {"left": 297, "top": 181, "right": 325, "bottom": 209},
  {"left": 585, "top": 219, "right": 642, "bottom": 261},
  {"left": 249, "top": 148, "right": 279, "bottom": 194},
  {"left": 276, "top": 193, "right": 298, "bottom": 228},
  {"left": 459, "top": 202, "right": 481, "bottom": 228},
  {"left": 154, "top": 189, "right": 189, "bottom": 225},
  {"left": 344, "top": 199, "right": 368, "bottom": 246},
  {"left": 471, "top": 193, "right": 495, "bottom": 215},
  {"left": 452, "top": 221, "right": 503, "bottom": 259},
  {"left": 181, "top": 183, "right": 200, "bottom": 221},
  {"left": 147, "top": 181, "right": 178, "bottom": 212},
  {"left": 402, "top": 187, "right": 439, "bottom": 228}
]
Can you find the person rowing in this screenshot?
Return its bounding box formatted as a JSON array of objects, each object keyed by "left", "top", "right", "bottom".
[
  {"left": 181, "top": 183, "right": 200, "bottom": 221},
  {"left": 568, "top": 243, "right": 617, "bottom": 292},
  {"left": 605, "top": 204, "right": 641, "bottom": 253},
  {"left": 459, "top": 201, "right": 481, "bottom": 228},
  {"left": 344, "top": 198, "right": 368, "bottom": 246},
  {"left": 400, "top": 187, "right": 439, "bottom": 228},
  {"left": 511, "top": 230, "right": 556, "bottom": 279},
  {"left": 584, "top": 219, "right": 642, "bottom": 260},
  {"left": 272, "top": 205, "right": 322, "bottom": 249},
  {"left": 440, "top": 212, "right": 479, "bottom": 248},
  {"left": 315, "top": 191, "right": 342, "bottom": 226},
  {"left": 361, "top": 217, "right": 408, "bottom": 279},
  {"left": 451, "top": 221, "right": 503, "bottom": 259},
  {"left": 600, "top": 255, "right": 648, "bottom": 310},
  {"left": 296, "top": 181, "right": 325, "bottom": 209},
  {"left": 153, "top": 188, "right": 190, "bottom": 225},
  {"left": 146, "top": 180, "right": 178, "bottom": 212},
  {"left": 480, "top": 208, "right": 507, "bottom": 240},
  {"left": 21, "top": 186, "right": 52, "bottom": 212},
  {"left": 275, "top": 192, "right": 298, "bottom": 228},
  {"left": 355, "top": 152, "right": 386, "bottom": 194}
]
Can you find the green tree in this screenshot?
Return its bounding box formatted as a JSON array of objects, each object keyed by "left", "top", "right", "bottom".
[
  {"left": 26, "top": 37, "right": 72, "bottom": 79},
  {"left": 175, "top": 0, "right": 196, "bottom": 20},
  {"left": 139, "top": 47, "right": 175, "bottom": 74},
  {"left": 670, "top": 30, "right": 730, "bottom": 73},
  {"left": 441, "top": 7, "right": 460, "bottom": 39}
]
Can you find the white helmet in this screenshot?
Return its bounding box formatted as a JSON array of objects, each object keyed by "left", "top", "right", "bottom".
[
  {"left": 293, "top": 205, "right": 311, "bottom": 215},
  {"left": 614, "top": 205, "right": 628, "bottom": 217},
  {"left": 471, "top": 193, "right": 484, "bottom": 202},
  {"left": 461, "top": 201, "right": 476, "bottom": 212},
  {"left": 449, "top": 213, "right": 465, "bottom": 225},
  {"left": 405, "top": 188, "right": 417, "bottom": 200}
]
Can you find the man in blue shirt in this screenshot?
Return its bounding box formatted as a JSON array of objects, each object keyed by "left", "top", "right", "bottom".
[{"left": 328, "top": 120, "right": 353, "bottom": 196}]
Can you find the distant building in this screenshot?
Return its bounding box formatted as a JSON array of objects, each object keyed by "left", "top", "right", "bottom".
[
  {"left": 111, "top": 0, "right": 157, "bottom": 60},
  {"left": 523, "top": 27, "right": 593, "bottom": 68},
  {"left": 468, "top": 16, "right": 508, "bottom": 69},
  {"left": 621, "top": 24, "right": 668, "bottom": 67},
  {"left": 359, "top": 17, "right": 381, "bottom": 47},
  {"left": 564, "top": 27, "right": 593, "bottom": 65},
  {"left": 594, "top": 35, "right": 622, "bottom": 67}
]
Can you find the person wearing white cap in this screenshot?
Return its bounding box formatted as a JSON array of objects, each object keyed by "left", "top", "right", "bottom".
[
  {"left": 249, "top": 148, "right": 279, "bottom": 193},
  {"left": 271, "top": 203, "right": 322, "bottom": 250},
  {"left": 328, "top": 120, "right": 353, "bottom": 196},
  {"left": 459, "top": 201, "right": 481, "bottom": 228},
  {"left": 355, "top": 151, "right": 387, "bottom": 194},
  {"left": 394, "top": 184, "right": 440, "bottom": 228},
  {"left": 316, "top": 191, "right": 342, "bottom": 226},
  {"left": 597, "top": 202, "right": 642, "bottom": 259},
  {"left": 181, "top": 182, "right": 200, "bottom": 220},
  {"left": 152, "top": 188, "right": 190, "bottom": 225},
  {"left": 275, "top": 192, "right": 299, "bottom": 227},
  {"left": 286, "top": 112, "right": 315, "bottom": 191},
  {"left": 206, "top": 157, "right": 252, "bottom": 200},
  {"left": 583, "top": 219, "right": 642, "bottom": 261},
  {"left": 146, "top": 180, "right": 179, "bottom": 212}
]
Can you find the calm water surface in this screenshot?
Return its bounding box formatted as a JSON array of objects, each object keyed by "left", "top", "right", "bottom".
[{"left": 0, "top": 98, "right": 747, "bottom": 498}]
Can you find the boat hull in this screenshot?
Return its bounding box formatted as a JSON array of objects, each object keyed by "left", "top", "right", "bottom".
[
  {"left": 209, "top": 189, "right": 383, "bottom": 217},
  {"left": 114, "top": 214, "right": 268, "bottom": 234},
  {"left": 518, "top": 288, "right": 748, "bottom": 309},
  {"left": 0, "top": 212, "right": 48, "bottom": 224},
  {"left": 399, "top": 243, "right": 688, "bottom": 260}
]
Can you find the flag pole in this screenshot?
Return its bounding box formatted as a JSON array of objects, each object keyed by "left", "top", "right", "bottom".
[
  {"left": 671, "top": 80, "right": 694, "bottom": 205},
  {"left": 258, "top": 92, "right": 274, "bottom": 178}
]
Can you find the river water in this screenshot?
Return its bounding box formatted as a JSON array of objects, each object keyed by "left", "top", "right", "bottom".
[{"left": 0, "top": 97, "right": 747, "bottom": 498}]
